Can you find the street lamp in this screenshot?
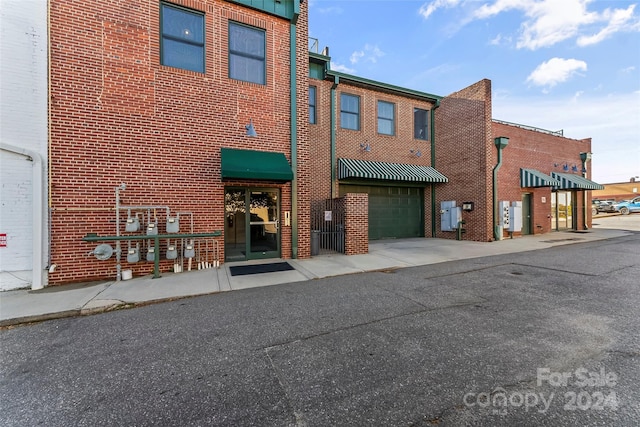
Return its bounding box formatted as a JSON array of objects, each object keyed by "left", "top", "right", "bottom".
[{"left": 579, "top": 152, "right": 592, "bottom": 230}]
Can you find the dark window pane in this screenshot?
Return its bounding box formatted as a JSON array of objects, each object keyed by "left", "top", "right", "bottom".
[
  {"left": 161, "top": 4, "right": 204, "bottom": 73},
  {"left": 309, "top": 86, "right": 316, "bottom": 124},
  {"left": 340, "top": 94, "right": 359, "bottom": 130},
  {"left": 378, "top": 101, "right": 394, "bottom": 135},
  {"left": 229, "top": 55, "right": 265, "bottom": 84},
  {"left": 378, "top": 101, "right": 394, "bottom": 119},
  {"left": 229, "top": 22, "right": 265, "bottom": 84},
  {"left": 162, "top": 39, "right": 204, "bottom": 73},
  {"left": 414, "top": 108, "right": 429, "bottom": 140},
  {"left": 162, "top": 5, "right": 204, "bottom": 43}
]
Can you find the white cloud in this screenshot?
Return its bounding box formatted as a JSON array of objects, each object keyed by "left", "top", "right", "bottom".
[
  {"left": 350, "top": 50, "right": 364, "bottom": 64},
  {"left": 418, "top": 0, "right": 462, "bottom": 19},
  {"left": 330, "top": 62, "right": 356, "bottom": 74},
  {"left": 517, "top": 0, "right": 598, "bottom": 49},
  {"left": 577, "top": 4, "right": 637, "bottom": 46},
  {"left": 349, "top": 44, "right": 385, "bottom": 65},
  {"left": 620, "top": 66, "right": 636, "bottom": 74},
  {"left": 310, "top": 1, "right": 343, "bottom": 16},
  {"left": 526, "top": 57, "right": 587, "bottom": 88},
  {"left": 469, "top": 0, "right": 640, "bottom": 50}
]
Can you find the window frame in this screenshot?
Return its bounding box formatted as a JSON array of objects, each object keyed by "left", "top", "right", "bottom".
[
  {"left": 228, "top": 21, "right": 266, "bottom": 85},
  {"left": 309, "top": 86, "right": 317, "bottom": 124},
  {"left": 160, "top": 2, "right": 205, "bottom": 73},
  {"left": 414, "top": 107, "right": 429, "bottom": 141},
  {"left": 340, "top": 93, "right": 360, "bottom": 131},
  {"left": 377, "top": 100, "right": 395, "bottom": 136}
]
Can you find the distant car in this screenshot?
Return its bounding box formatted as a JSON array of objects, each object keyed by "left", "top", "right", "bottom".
[
  {"left": 592, "top": 200, "right": 617, "bottom": 214},
  {"left": 613, "top": 196, "right": 640, "bottom": 215}
]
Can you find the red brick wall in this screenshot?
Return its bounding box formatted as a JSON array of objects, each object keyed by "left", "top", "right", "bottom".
[
  {"left": 49, "top": 0, "right": 309, "bottom": 284},
  {"left": 435, "top": 79, "right": 494, "bottom": 242},
  {"left": 308, "top": 78, "right": 334, "bottom": 202},
  {"left": 333, "top": 87, "right": 435, "bottom": 176},
  {"left": 309, "top": 78, "right": 436, "bottom": 203},
  {"left": 295, "top": 3, "right": 311, "bottom": 258},
  {"left": 343, "top": 193, "right": 368, "bottom": 255},
  {"left": 493, "top": 121, "right": 594, "bottom": 232}
]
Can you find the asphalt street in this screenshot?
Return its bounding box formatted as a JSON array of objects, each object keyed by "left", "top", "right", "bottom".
[{"left": 1, "top": 227, "right": 639, "bottom": 426}]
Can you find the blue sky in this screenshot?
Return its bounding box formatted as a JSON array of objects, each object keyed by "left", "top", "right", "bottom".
[{"left": 308, "top": 0, "right": 640, "bottom": 184}]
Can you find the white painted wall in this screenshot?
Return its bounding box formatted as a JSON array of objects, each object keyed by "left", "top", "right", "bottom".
[{"left": 0, "top": 0, "right": 49, "bottom": 290}]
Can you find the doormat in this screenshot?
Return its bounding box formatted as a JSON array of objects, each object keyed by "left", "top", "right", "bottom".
[{"left": 229, "top": 262, "right": 295, "bottom": 276}]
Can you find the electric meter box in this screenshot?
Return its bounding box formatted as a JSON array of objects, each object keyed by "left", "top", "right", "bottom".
[
  {"left": 508, "top": 201, "right": 523, "bottom": 232},
  {"left": 441, "top": 201, "right": 461, "bottom": 231},
  {"left": 499, "top": 201, "right": 510, "bottom": 228}
]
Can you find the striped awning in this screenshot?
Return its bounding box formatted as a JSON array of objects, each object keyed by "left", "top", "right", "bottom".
[
  {"left": 520, "top": 168, "right": 560, "bottom": 188},
  {"left": 337, "top": 158, "right": 448, "bottom": 183},
  {"left": 551, "top": 172, "right": 604, "bottom": 190}
]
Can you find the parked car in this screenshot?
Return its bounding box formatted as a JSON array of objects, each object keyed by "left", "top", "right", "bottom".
[
  {"left": 592, "top": 200, "right": 617, "bottom": 214},
  {"left": 613, "top": 196, "right": 640, "bottom": 215}
]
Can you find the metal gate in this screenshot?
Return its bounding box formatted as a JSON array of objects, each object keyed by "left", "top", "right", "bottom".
[{"left": 310, "top": 198, "right": 345, "bottom": 255}]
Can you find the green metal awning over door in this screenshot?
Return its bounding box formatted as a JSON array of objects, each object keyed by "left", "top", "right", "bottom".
[
  {"left": 337, "top": 158, "right": 448, "bottom": 183},
  {"left": 221, "top": 148, "right": 294, "bottom": 181},
  {"left": 551, "top": 172, "right": 604, "bottom": 190},
  {"left": 520, "top": 168, "right": 561, "bottom": 187}
]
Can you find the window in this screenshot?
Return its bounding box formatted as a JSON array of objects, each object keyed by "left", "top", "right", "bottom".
[
  {"left": 309, "top": 86, "right": 317, "bottom": 124},
  {"left": 229, "top": 22, "right": 266, "bottom": 85},
  {"left": 378, "top": 101, "right": 395, "bottom": 135},
  {"left": 160, "top": 3, "right": 205, "bottom": 73},
  {"left": 340, "top": 93, "right": 360, "bottom": 130},
  {"left": 414, "top": 108, "right": 429, "bottom": 140}
]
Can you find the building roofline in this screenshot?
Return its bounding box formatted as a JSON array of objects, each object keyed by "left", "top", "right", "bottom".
[
  {"left": 493, "top": 118, "right": 564, "bottom": 137},
  {"left": 326, "top": 70, "right": 442, "bottom": 102}
]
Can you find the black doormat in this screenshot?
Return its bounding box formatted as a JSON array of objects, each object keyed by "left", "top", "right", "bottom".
[{"left": 229, "top": 262, "right": 294, "bottom": 276}]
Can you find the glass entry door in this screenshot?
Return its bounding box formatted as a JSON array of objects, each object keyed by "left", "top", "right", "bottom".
[
  {"left": 552, "top": 191, "right": 574, "bottom": 231},
  {"left": 225, "top": 188, "right": 280, "bottom": 261}
]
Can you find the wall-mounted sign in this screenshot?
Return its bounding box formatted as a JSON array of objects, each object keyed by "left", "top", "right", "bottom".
[
  {"left": 324, "top": 211, "right": 332, "bottom": 221},
  {"left": 0, "top": 233, "right": 7, "bottom": 247}
]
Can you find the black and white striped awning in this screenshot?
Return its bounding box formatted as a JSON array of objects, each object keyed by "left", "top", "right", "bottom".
[
  {"left": 520, "top": 168, "right": 561, "bottom": 188},
  {"left": 338, "top": 158, "right": 448, "bottom": 183},
  {"left": 551, "top": 172, "right": 604, "bottom": 190}
]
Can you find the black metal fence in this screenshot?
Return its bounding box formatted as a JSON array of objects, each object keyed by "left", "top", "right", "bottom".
[{"left": 310, "top": 198, "right": 345, "bottom": 255}]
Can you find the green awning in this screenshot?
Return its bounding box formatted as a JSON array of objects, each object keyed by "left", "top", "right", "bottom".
[
  {"left": 520, "top": 168, "right": 561, "bottom": 188},
  {"left": 338, "top": 158, "right": 448, "bottom": 183},
  {"left": 221, "top": 148, "right": 293, "bottom": 181},
  {"left": 551, "top": 172, "right": 604, "bottom": 190}
]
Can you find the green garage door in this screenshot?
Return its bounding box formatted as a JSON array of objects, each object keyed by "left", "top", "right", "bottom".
[{"left": 340, "top": 185, "right": 424, "bottom": 240}]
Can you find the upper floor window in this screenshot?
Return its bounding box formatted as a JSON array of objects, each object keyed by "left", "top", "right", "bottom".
[
  {"left": 377, "top": 101, "right": 395, "bottom": 135},
  {"left": 414, "top": 108, "right": 429, "bottom": 140},
  {"left": 340, "top": 93, "right": 360, "bottom": 130},
  {"left": 309, "top": 86, "right": 317, "bottom": 124},
  {"left": 160, "top": 3, "right": 205, "bottom": 73},
  {"left": 229, "top": 22, "right": 266, "bottom": 85}
]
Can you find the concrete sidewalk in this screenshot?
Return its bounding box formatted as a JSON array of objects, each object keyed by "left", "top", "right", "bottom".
[{"left": 0, "top": 227, "right": 632, "bottom": 327}]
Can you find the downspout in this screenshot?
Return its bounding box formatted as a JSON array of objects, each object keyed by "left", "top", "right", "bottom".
[
  {"left": 430, "top": 99, "right": 440, "bottom": 237},
  {"left": 330, "top": 75, "right": 339, "bottom": 198},
  {"left": 289, "top": 6, "right": 299, "bottom": 258},
  {"left": 0, "top": 143, "right": 45, "bottom": 290},
  {"left": 492, "top": 137, "right": 509, "bottom": 240},
  {"left": 47, "top": 0, "right": 53, "bottom": 273}
]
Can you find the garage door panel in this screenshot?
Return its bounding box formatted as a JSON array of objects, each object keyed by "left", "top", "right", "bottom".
[{"left": 340, "top": 184, "right": 424, "bottom": 240}]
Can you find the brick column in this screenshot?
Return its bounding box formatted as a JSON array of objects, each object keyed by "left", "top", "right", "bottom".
[{"left": 344, "top": 193, "right": 368, "bottom": 255}]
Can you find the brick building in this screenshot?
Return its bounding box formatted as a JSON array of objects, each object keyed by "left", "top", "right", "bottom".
[
  {"left": 45, "top": 0, "right": 309, "bottom": 284},
  {"left": 1, "top": 1, "right": 603, "bottom": 289},
  {"left": 309, "top": 56, "right": 602, "bottom": 253}
]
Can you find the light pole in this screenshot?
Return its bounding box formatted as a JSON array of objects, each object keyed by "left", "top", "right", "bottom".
[{"left": 580, "top": 152, "right": 592, "bottom": 230}]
